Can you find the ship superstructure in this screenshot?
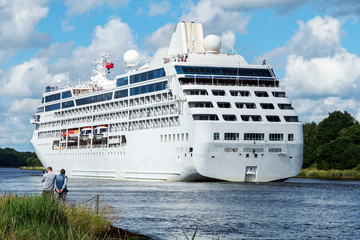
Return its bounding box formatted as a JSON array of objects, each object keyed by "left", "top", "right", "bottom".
[{"left": 31, "top": 22, "right": 303, "bottom": 182}]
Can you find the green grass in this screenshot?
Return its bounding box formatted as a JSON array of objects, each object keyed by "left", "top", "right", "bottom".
[
  {"left": 19, "top": 166, "right": 45, "bottom": 170},
  {"left": 0, "top": 194, "right": 146, "bottom": 240},
  {"left": 297, "top": 164, "right": 360, "bottom": 179}
]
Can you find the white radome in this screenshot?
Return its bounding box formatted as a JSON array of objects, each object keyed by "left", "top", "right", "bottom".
[
  {"left": 124, "top": 50, "right": 140, "bottom": 67},
  {"left": 203, "top": 35, "right": 221, "bottom": 53}
]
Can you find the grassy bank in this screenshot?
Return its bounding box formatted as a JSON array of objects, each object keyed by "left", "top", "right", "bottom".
[
  {"left": 297, "top": 166, "right": 360, "bottom": 179},
  {"left": 19, "top": 166, "right": 45, "bottom": 170},
  {"left": 0, "top": 194, "right": 148, "bottom": 240}
]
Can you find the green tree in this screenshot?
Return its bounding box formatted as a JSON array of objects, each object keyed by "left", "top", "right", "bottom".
[
  {"left": 317, "top": 137, "right": 360, "bottom": 170},
  {"left": 303, "top": 121, "right": 318, "bottom": 168},
  {"left": 315, "top": 111, "right": 355, "bottom": 146}
]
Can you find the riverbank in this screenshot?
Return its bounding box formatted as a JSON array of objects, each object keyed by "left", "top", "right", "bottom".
[
  {"left": 19, "top": 166, "right": 45, "bottom": 170},
  {"left": 296, "top": 167, "right": 360, "bottom": 179},
  {"left": 0, "top": 194, "right": 149, "bottom": 240}
]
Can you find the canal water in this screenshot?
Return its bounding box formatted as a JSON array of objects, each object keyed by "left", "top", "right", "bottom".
[{"left": 0, "top": 168, "right": 359, "bottom": 239}]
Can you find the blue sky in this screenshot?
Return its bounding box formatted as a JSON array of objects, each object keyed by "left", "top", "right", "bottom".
[{"left": 1, "top": 0, "right": 360, "bottom": 151}]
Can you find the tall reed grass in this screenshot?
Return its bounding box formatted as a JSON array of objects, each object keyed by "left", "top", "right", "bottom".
[{"left": 0, "top": 194, "right": 112, "bottom": 240}]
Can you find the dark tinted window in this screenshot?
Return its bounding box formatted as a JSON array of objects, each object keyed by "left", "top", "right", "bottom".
[
  {"left": 75, "top": 92, "right": 113, "bottom": 106},
  {"left": 114, "top": 89, "right": 128, "bottom": 99},
  {"left": 36, "top": 107, "right": 44, "bottom": 113},
  {"left": 266, "top": 115, "right": 281, "bottom": 122},
  {"left": 188, "top": 102, "right": 213, "bottom": 108},
  {"left": 236, "top": 102, "right": 256, "bottom": 109},
  {"left": 130, "top": 68, "right": 165, "bottom": 84},
  {"left": 260, "top": 103, "right": 274, "bottom": 109},
  {"left": 278, "top": 104, "right": 292, "bottom": 110},
  {"left": 62, "top": 91, "right": 72, "bottom": 99},
  {"left": 272, "top": 91, "right": 286, "bottom": 97},
  {"left": 62, "top": 101, "right": 74, "bottom": 109},
  {"left": 130, "top": 81, "right": 167, "bottom": 96},
  {"left": 223, "top": 115, "right": 237, "bottom": 121},
  {"left": 230, "top": 90, "right": 250, "bottom": 96},
  {"left": 212, "top": 90, "right": 225, "bottom": 96},
  {"left": 284, "top": 116, "right": 299, "bottom": 122},
  {"left": 217, "top": 102, "right": 231, "bottom": 108},
  {"left": 192, "top": 114, "right": 219, "bottom": 121},
  {"left": 255, "top": 91, "right": 269, "bottom": 97},
  {"left": 45, "top": 103, "right": 60, "bottom": 112},
  {"left": 116, "top": 77, "right": 128, "bottom": 87},
  {"left": 183, "top": 89, "right": 208, "bottom": 95},
  {"left": 175, "top": 66, "right": 272, "bottom": 77},
  {"left": 45, "top": 93, "right": 60, "bottom": 103}
]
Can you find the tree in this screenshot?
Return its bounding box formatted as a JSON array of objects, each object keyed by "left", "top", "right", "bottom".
[
  {"left": 315, "top": 111, "right": 355, "bottom": 146},
  {"left": 303, "top": 122, "right": 318, "bottom": 168}
]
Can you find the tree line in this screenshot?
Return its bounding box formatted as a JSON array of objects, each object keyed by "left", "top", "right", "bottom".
[
  {"left": 303, "top": 111, "right": 360, "bottom": 170},
  {"left": 1, "top": 111, "right": 360, "bottom": 170},
  {"left": 0, "top": 148, "right": 42, "bottom": 167}
]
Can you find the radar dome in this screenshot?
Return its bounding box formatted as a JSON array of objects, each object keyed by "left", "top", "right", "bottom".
[
  {"left": 203, "top": 35, "right": 221, "bottom": 53},
  {"left": 123, "top": 50, "right": 140, "bottom": 67}
]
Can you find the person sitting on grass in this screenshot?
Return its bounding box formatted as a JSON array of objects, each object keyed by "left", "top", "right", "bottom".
[
  {"left": 55, "top": 169, "right": 68, "bottom": 201},
  {"left": 41, "top": 166, "right": 56, "bottom": 197}
]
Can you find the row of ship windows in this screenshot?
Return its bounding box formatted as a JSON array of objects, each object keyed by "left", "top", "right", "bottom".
[
  {"left": 39, "top": 81, "right": 168, "bottom": 112},
  {"left": 160, "top": 133, "right": 189, "bottom": 142},
  {"left": 175, "top": 66, "right": 272, "bottom": 77},
  {"left": 193, "top": 114, "right": 298, "bottom": 122},
  {"left": 183, "top": 89, "right": 285, "bottom": 97},
  {"left": 189, "top": 102, "right": 293, "bottom": 110},
  {"left": 214, "top": 133, "right": 294, "bottom": 141}
]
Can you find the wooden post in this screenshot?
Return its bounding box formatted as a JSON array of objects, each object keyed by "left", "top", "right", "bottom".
[{"left": 96, "top": 194, "right": 99, "bottom": 214}]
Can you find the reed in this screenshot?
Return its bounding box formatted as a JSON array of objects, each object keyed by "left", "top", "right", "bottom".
[
  {"left": 19, "top": 166, "right": 45, "bottom": 170},
  {"left": 297, "top": 167, "right": 360, "bottom": 179},
  {"left": 0, "top": 194, "right": 122, "bottom": 240}
]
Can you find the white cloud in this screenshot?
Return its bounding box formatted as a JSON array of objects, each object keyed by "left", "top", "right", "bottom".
[
  {"left": 0, "top": 59, "right": 69, "bottom": 98},
  {"left": 145, "top": 23, "right": 173, "bottom": 50},
  {"left": 61, "top": 20, "right": 75, "bottom": 32},
  {"left": 64, "top": 0, "right": 129, "bottom": 15},
  {"left": 220, "top": 31, "right": 236, "bottom": 52},
  {"left": 0, "top": 0, "right": 50, "bottom": 62},
  {"left": 181, "top": 0, "right": 250, "bottom": 34},
  {"left": 9, "top": 99, "right": 41, "bottom": 114},
  {"left": 148, "top": 1, "right": 171, "bottom": 17},
  {"left": 293, "top": 97, "right": 360, "bottom": 123}
]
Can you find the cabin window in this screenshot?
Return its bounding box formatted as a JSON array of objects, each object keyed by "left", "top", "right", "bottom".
[
  {"left": 224, "top": 133, "right": 239, "bottom": 140},
  {"left": 241, "top": 115, "right": 262, "bottom": 122},
  {"left": 244, "top": 133, "right": 264, "bottom": 141},
  {"left": 269, "top": 133, "right": 283, "bottom": 141},
  {"left": 230, "top": 90, "right": 250, "bottom": 97},
  {"left": 254, "top": 91, "right": 269, "bottom": 97},
  {"left": 284, "top": 116, "right": 299, "bottom": 122},
  {"left": 278, "top": 104, "right": 293, "bottom": 110},
  {"left": 260, "top": 103, "right": 274, "bottom": 109},
  {"left": 192, "top": 114, "right": 219, "bottom": 121},
  {"left": 217, "top": 102, "right": 231, "bottom": 108},
  {"left": 223, "top": 115, "right": 237, "bottom": 121},
  {"left": 288, "top": 134, "right": 294, "bottom": 141},
  {"left": 269, "top": 148, "right": 282, "bottom": 152},
  {"left": 236, "top": 102, "right": 256, "bottom": 109},
  {"left": 183, "top": 89, "right": 208, "bottom": 95},
  {"left": 188, "top": 102, "right": 213, "bottom": 108},
  {"left": 266, "top": 115, "right": 281, "bottom": 122},
  {"left": 36, "top": 107, "right": 44, "bottom": 113},
  {"left": 213, "top": 132, "right": 220, "bottom": 140},
  {"left": 272, "top": 91, "right": 286, "bottom": 97},
  {"left": 174, "top": 66, "right": 272, "bottom": 77},
  {"left": 212, "top": 90, "right": 226, "bottom": 96}
]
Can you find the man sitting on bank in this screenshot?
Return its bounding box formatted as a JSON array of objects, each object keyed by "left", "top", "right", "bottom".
[
  {"left": 41, "top": 166, "right": 56, "bottom": 196},
  {"left": 55, "top": 169, "right": 68, "bottom": 201}
]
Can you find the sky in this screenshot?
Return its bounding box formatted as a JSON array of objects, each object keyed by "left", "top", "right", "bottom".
[{"left": 1, "top": 0, "right": 360, "bottom": 151}]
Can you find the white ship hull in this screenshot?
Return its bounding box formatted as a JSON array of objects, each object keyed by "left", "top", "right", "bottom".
[{"left": 30, "top": 22, "right": 303, "bottom": 182}]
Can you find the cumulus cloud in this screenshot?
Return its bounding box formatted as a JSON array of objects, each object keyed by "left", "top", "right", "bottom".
[
  {"left": 293, "top": 97, "right": 360, "bottom": 122},
  {"left": 145, "top": 23, "right": 173, "bottom": 50},
  {"left": 0, "top": 0, "right": 50, "bottom": 62},
  {"left": 255, "top": 16, "right": 360, "bottom": 99},
  {"left": 220, "top": 31, "right": 236, "bottom": 52},
  {"left": 181, "top": 0, "right": 250, "bottom": 34},
  {"left": 64, "top": 0, "right": 129, "bottom": 15},
  {"left": 9, "top": 99, "right": 41, "bottom": 114},
  {"left": 148, "top": 1, "right": 171, "bottom": 17}
]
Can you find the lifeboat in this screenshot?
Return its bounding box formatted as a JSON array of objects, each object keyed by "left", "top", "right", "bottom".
[
  {"left": 94, "top": 125, "right": 108, "bottom": 139},
  {"left": 69, "top": 129, "right": 79, "bottom": 138},
  {"left": 80, "top": 127, "right": 92, "bottom": 141}
]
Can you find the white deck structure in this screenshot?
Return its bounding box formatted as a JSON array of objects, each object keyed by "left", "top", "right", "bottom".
[{"left": 31, "top": 22, "right": 303, "bottom": 182}]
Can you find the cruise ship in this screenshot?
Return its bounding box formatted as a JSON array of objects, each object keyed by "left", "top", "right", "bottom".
[{"left": 30, "top": 22, "right": 303, "bottom": 182}]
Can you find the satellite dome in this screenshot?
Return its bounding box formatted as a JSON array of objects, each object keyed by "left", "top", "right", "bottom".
[
  {"left": 203, "top": 35, "right": 221, "bottom": 53},
  {"left": 124, "top": 50, "right": 140, "bottom": 67}
]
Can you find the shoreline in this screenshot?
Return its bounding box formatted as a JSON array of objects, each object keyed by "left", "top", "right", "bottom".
[
  {"left": 19, "top": 166, "right": 45, "bottom": 170},
  {"left": 296, "top": 168, "right": 360, "bottom": 179}
]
